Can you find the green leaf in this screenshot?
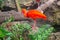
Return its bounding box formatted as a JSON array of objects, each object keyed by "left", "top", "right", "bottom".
[
  {"left": 0, "top": 28, "right": 12, "bottom": 38},
  {"left": 28, "top": 24, "right": 54, "bottom": 40},
  {"left": 6, "top": 37, "right": 11, "bottom": 40},
  {"left": 4, "top": 16, "right": 14, "bottom": 23}
]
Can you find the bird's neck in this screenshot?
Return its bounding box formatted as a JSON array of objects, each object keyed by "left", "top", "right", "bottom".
[
  {"left": 22, "top": 9, "right": 27, "bottom": 17},
  {"left": 24, "top": 13, "right": 27, "bottom": 17}
]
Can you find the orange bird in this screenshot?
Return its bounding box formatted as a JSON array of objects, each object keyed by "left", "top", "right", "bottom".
[{"left": 22, "top": 9, "right": 47, "bottom": 30}]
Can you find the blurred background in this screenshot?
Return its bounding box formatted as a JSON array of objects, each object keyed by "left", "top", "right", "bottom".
[{"left": 0, "top": 0, "right": 60, "bottom": 40}]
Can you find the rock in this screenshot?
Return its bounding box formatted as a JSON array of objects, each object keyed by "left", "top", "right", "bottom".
[
  {"left": 57, "top": 1, "right": 60, "bottom": 6},
  {"left": 48, "top": 32, "right": 60, "bottom": 40},
  {"left": 48, "top": 34, "right": 56, "bottom": 40}
]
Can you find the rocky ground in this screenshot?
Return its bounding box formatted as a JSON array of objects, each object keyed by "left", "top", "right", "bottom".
[{"left": 49, "top": 32, "right": 60, "bottom": 40}]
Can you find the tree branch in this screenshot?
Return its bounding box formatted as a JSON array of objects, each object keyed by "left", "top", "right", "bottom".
[
  {"left": 0, "top": 11, "right": 31, "bottom": 23},
  {"left": 37, "top": 0, "right": 56, "bottom": 11}
]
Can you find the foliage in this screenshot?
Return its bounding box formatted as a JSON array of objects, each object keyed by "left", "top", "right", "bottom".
[
  {"left": 1, "top": 16, "right": 14, "bottom": 28},
  {"left": 0, "top": 28, "right": 12, "bottom": 38},
  {"left": 8, "top": 23, "right": 54, "bottom": 40},
  {"left": 0, "top": 16, "right": 14, "bottom": 40},
  {"left": 0, "top": 16, "right": 54, "bottom": 40},
  {"left": 0, "top": 0, "right": 4, "bottom": 9},
  {"left": 9, "top": 23, "right": 31, "bottom": 40},
  {"left": 0, "top": 26, "right": 12, "bottom": 40},
  {"left": 4, "top": 16, "right": 14, "bottom": 23},
  {"left": 28, "top": 24, "right": 54, "bottom": 40}
]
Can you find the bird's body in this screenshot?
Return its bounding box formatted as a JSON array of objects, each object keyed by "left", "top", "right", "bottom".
[
  {"left": 27, "top": 10, "right": 47, "bottom": 20},
  {"left": 22, "top": 9, "right": 47, "bottom": 20},
  {"left": 22, "top": 9, "right": 47, "bottom": 30}
]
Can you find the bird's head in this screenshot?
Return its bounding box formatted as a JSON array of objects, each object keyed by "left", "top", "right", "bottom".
[{"left": 21, "top": 9, "right": 27, "bottom": 17}]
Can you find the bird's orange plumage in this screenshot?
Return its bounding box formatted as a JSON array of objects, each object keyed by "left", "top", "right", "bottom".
[{"left": 22, "top": 9, "right": 47, "bottom": 20}]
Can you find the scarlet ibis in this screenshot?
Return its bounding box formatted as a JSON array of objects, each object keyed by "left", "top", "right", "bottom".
[{"left": 22, "top": 9, "right": 47, "bottom": 30}]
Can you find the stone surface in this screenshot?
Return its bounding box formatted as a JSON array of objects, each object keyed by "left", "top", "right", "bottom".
[
  {"left": 57, "top": 1, "right": 60, "bottom": 6},
  {"left": 49, "top": 32, "right": 60, "bottom": 40}
]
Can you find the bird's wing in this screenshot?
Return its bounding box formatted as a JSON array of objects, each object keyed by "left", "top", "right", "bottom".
[{"left": 27, "top": 10, "right": 46, "bottom": 19}]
